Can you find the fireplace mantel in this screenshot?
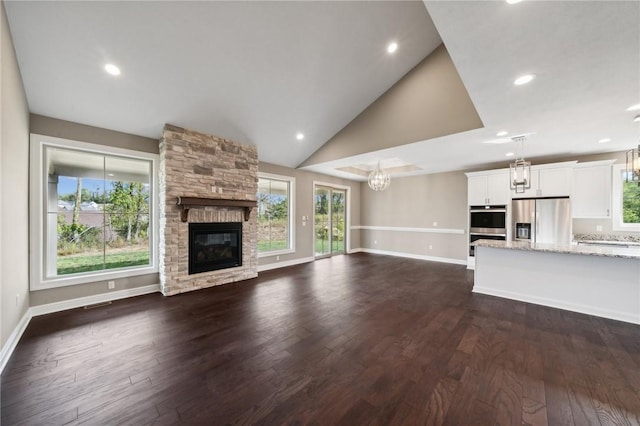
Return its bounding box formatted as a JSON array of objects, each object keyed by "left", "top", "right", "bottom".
[{"left": 176, "top": 197, "right": 257, "bottom": 222}]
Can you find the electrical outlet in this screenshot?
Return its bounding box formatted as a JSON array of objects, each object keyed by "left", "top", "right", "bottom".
[
  {"left": 374, "top": 240, "right": 377, "bottom": 245},
  {"left": 432, "top": 221, "right": 438, "bottom": 227},
  {"left": 428, "top": 245, "right": 433, "bottom": 250},
  {"left": 108, "top": 281, "right": 115, "bottom": 290},
  {"left": 276, "top": 255, "right": 280, "bottom": 261},
  {"left": 211, "top": 186, "right": 216, "bottom": 193},
  {"left": 596, "top": 225, "right": 603, "bottom": 232}
]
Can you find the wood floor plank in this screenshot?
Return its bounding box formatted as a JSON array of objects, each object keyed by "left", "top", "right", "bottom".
[{"left": 2, "top": 253, "right": 639, "bottom": 425}]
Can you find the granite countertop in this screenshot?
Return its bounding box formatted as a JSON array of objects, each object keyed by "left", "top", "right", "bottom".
[
  {"left": 573, "top": 233, "right": 640, "bottom": 243},
  {"left": 473, "top": 239, "right": 640, "bottom": 260}
]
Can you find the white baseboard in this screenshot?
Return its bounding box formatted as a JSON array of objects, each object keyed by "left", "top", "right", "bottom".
[
  {"left": 0, "top": 284, "right": 160, "bottom": 374},
  {"left": 0, "top": 309, "right": 32, "bottom": 374},
  {"left": 257, "top": 256, "right": 314, "bottom": 272},
  {"left": 473, "top": 286, "right": 640, "bottom": 325},
  {"left": 356, "top": 248, "right": 467, "bottom": 266}
]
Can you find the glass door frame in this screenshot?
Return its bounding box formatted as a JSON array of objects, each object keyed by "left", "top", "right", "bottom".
[{"left": 313, "top": 181, "right": 350, "bottom": 259}]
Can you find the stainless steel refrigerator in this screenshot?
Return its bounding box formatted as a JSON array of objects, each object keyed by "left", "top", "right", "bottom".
[{"left": 512, "top": 197, "right": 571, "bottom": 245}]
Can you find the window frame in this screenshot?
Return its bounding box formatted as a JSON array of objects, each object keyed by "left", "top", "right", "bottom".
[
  {"left": 257, "top": 172, "right": 295, "bottom": 258},
  {"left": 611, "top": 163, "right": 640, "bottom": 232},
  {"left": 29, "top": 133, "right": 159, "bottom": 291}
]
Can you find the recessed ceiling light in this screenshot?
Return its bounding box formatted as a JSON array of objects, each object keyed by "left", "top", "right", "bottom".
[
  {"left": 626, "top": 104, "right": 640, "bottom": 111},
  {"left": 104, "top": 64, "right": 121, "bottom": 76},
  {"left": 505, "top": 152, "right": 515, "bottom": 157},
  {"left": 634, "top": 115, "right": 640, "bottom": 123},
  {"left": 107, "top": 173, "right": 115, "bottom": 177},
  {"left": 296, "top": 133, "right": 304, "bottom": 141},
  {"left": 598, "top": 138, "right": 611, "bottom": 144},
  {"left": 506, "top": 0, "right": 523, "bottom": 4},
  {"left": 387, "top": 42, "right": 398, "bottom": 54},
  {"left": 496, "top": 130, "right": 508, "bottom": 137},
  {"left": 514, "top": 74, "right": 535, "bottom": 85}
]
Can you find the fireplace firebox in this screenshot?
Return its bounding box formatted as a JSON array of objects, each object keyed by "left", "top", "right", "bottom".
[{"left": 189, "top": 222, "right": 242, "bottom": 274}]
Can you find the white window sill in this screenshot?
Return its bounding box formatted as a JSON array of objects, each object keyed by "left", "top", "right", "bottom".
[
  {"left": 258, "top": 248, "right": 295, "bottom": 258},
  {"left": 612, "top": 224, "right": 640, "bottom": 233}
]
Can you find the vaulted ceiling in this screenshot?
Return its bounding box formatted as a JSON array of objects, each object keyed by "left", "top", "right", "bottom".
[{"left": 5, "top": 1, "right": 640, "bottom": 180}]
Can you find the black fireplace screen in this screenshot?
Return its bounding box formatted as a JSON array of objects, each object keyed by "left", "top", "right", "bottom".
[{"left": 189, "top": 222, "right": 242, "bottom": 274}]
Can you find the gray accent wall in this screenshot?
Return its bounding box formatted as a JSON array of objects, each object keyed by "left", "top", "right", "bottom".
[
  {"left": 1, "top": 1, "right": 30, "bottom": 348},
  {"left": 30, "top": 114, "right": 159, "bottom": 154},
  {"left": 29, "top": 115, "right": 160, "bottom": 306},
  {"left": 258, "top": 162, "right": 361, "bottom": 267},
  {"left": 359, "top": 171, "right": 468, "bottom": 262}
]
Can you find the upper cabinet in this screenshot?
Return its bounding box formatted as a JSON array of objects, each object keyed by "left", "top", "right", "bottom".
[
  {"left": 572, "top": 160, "right": 615, "bottom": 218},
  {"left": 466, "top": 170, "right": 509, "bottom": 205},
  {"left": 509, "top": 162, "right": 575, "bottom": 198},
  {"left": 469, "top": 161, "right": 614, "bottom": 216}
]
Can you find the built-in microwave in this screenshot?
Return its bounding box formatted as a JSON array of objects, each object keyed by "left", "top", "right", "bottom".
[{"left": 469, "top": 205, "right": 507, "bottom": 234}]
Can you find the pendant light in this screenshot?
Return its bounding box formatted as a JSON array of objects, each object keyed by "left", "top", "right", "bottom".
[
  {"left": 368, "top": 161, "right": 391, "bottom": 191},
  {"left": 509, "top": 136, "right": 531, "bottom": 193}
]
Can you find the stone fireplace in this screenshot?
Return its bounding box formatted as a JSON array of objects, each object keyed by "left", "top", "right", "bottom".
[{"left": 159, "top": 124, "right": 258, "bottom": 296}]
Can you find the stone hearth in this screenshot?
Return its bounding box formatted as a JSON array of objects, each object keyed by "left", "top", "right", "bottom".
[{"left": 159, "top": 124, "right": 258, "bottom": 295}]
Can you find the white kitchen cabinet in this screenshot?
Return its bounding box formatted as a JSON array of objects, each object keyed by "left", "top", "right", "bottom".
[
  {"left": 466, "top": 171, "right": 508, "bottom": 205},
  {"left": 572, "top": 160, "right": 614, "bottom": 218},
  {"left": 510, "top": 162, "right": 575, "bottom": 198},
  {"left": 537, "top": 167, "right": 573, "bottom": 197}
]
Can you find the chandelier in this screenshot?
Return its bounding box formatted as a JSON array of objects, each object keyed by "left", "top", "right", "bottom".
[
  {"left": 368, "top": 161, "right": 391, "bottom": 191},
  {"left": 509, "top": 136, "right": 531, "bottom": 193},
  {"left": 626, "top": 143, "right": 639, "bottom": 186}
]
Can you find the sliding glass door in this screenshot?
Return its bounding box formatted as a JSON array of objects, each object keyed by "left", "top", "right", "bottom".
[{"left": 314, "top": 185, "right": 346, "bottom": 258}]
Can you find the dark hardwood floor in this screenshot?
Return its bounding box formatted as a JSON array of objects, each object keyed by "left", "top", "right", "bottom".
[{"left": 2, "top": 253, "right": 640, "bottom": 425}]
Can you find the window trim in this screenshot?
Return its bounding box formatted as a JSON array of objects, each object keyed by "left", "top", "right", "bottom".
[
  {"left": 611, "top": 163, "right": 640, "bottom": 232},
  {"left": 29, "top": 133, "right": 159, "bottom": 291},
  {"left": 257, "top": 172, "right": 295, "bottom": 258}
]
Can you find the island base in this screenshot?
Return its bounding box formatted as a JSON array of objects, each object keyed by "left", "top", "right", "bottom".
[{"left": 474, "top": 246, "right": 640, "bottom": 325}]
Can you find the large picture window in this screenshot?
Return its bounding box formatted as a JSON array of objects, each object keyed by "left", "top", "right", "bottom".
[
  {"left": 612, "top": 164, "right": 640, "bottom": 231},
  {"left": 257, "top": 173, "right": 294, "bottom": 256},
  {"left": 30, "top": 134, "right": 158, "bottom": 289}
]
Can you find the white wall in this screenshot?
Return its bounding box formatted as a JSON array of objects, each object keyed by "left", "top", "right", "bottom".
[{"left": 1, "top": 0, "right": 30, "bottom": 349}]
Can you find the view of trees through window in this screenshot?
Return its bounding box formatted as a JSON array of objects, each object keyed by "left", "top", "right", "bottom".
[
  {"left": 50, "top": 147, "right": 151, "bottom": 276},
  {"left": 622, "top": 172, "right": 640, "bottom": 224},
  {"left": 257, "top": 177, "right": 290, "bottom": 252}
]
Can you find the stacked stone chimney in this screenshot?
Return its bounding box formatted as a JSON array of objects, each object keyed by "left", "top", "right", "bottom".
[{"left": 159, "top": 124, "right": 258, "bottom": 295}]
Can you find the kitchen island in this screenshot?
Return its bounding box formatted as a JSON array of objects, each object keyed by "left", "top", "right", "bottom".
[{"left": 473, "top": 240, "right": 640, "bottom": 324}]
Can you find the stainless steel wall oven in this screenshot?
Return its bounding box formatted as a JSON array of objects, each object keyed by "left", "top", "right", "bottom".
[{"left": 469, "top": 205, "right": 506, "bottom": 256}]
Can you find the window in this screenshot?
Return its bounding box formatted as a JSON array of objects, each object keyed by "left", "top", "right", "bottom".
[
  {"left": 30, "top": 134, "right": 159, "bottom": 290},
  {"left": 612, "top": 164, "right": 640, "bottom": 231},
  {"left": 257, "top": 173, "right": 295, "bottom": 256}
]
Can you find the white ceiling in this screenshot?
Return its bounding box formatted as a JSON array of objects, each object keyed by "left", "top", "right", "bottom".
[
  {"left": 302, "top": 0, "right": 640, "bottom": 180},
  {"left": 6, "top": 1, "right": 640, "bottom": 181},
  {"left": 4, "top": 0, "right": 441, "bottom": 168}
]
